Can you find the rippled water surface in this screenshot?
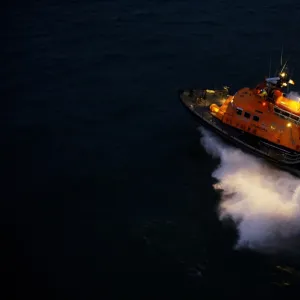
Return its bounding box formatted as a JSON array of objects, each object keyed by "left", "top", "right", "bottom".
[{"left": 4, "top": 0, "right": 300, "bottom": 299}]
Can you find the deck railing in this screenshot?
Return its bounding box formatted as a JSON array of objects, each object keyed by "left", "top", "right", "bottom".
[{"left": 273, "top": 105, "right": 300, "bottom": 125}]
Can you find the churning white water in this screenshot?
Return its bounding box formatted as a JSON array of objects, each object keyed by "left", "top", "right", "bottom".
[{"left": 199, "top": 127, "right": 300, "bottom": 253}]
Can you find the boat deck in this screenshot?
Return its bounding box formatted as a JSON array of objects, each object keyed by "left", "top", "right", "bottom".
[{"left": 180, "top": 89, "right": 245, "bottom": 137}]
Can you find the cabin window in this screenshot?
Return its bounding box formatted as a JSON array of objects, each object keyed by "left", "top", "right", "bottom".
[
  {"left": 253, "top": 115, "right": 259, "bottom": 122},
  {"left": 291, "top": 115, "right": 299, "bottom": 121},
  {"left": 236, "top": 108, "right": 243, "bottom": 115},
  {"left": 244, "top": 112, "right": 251, "bottom": 119},
  {"left": 274, "top": 107, "right": 280, "bottom": 113}
]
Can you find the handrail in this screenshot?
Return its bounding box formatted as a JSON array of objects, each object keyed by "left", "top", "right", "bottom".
[
  {"left": 260, "top": 141, "right": 297, "bottom": 155},
  {"left": 273, "top": 105, "right": 300, "bottom": 125}
]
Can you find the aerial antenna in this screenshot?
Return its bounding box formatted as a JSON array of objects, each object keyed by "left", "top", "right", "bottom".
[
  {"left": 280, "top": 57, "right": 290, "bottom": 74},
  {"left": 287, "top": 66, "right": 295, "bottom": 94},
  {"left": 280, "top": 45, "right": 283, "bottom": 66},
  {"left": 290, "top": 67, "right": 295, "bottom": 81},
  {"left": 268, "top": 55, "right": 272, "bottom": 77}
]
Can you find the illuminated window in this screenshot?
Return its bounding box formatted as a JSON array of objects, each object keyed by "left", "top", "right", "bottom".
[
  {"left": 244, "top": 112, "right": 251, "bottom": 119},
  {"left": 253, "top": 115, "right": 259, "bottom": 122}
]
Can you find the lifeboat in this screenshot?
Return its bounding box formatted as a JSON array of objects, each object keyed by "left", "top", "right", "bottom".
[{"left": 179, "top": 58, "right": 300, "bottom": 175}]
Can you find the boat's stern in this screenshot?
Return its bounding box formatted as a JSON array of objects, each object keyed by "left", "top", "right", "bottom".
[
  {"left": 179, "top": 89, "right": 201, "bottom": 110},
  {"left": 179, "top": 87, "right": 230, "bottom": 113}
]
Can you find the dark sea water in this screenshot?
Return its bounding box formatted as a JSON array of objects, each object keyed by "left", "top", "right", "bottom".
[{"left": 3, "top": 0, "right": 300, "bottom": 299}]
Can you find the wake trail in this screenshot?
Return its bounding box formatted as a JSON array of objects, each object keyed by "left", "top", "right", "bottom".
[{"left": 199, "top": 127, "right": 300, "bottom": 253}]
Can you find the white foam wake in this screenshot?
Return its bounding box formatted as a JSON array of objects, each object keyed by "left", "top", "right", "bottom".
[{"left": 199, "top": 127, "right": 300, "bottom": 253}]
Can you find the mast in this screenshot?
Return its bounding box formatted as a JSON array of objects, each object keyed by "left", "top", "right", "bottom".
[{"left": 269, "top": 55, "right": 272, "bottom": 78}]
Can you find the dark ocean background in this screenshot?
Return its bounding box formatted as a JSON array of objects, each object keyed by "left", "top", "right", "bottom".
[{"left": 3, "top": 0, "right": 300, "bottom": 299}]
